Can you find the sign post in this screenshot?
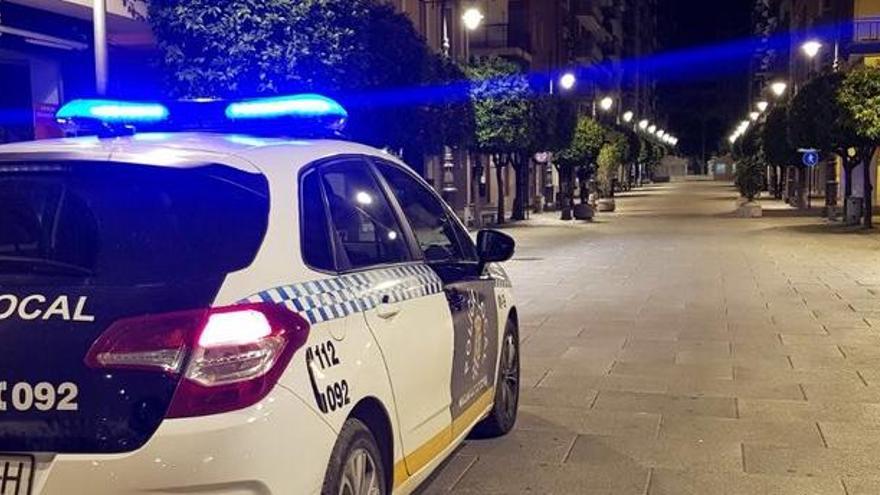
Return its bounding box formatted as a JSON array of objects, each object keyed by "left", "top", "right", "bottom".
[{"left": 801, "top": 150, "right": 819, "bottom": 209}]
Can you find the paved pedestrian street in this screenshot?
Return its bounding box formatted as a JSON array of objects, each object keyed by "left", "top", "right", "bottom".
[{"left": 419, "top": 179, "right": 880, "bottom": 495}]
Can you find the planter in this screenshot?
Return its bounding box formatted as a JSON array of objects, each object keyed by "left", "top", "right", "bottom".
[
  {"left": 736, "top": 201, "right": 762, "bottom": 218},
  {"left": 597, "top": 198, "right": 616, "bottom": 212},
  {"left": 573, "top": 203, "right": 594, "bottom": 220}
]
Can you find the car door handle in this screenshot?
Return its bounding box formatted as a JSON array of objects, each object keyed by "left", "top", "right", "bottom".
[
  {"left": 376, "top": 295, "right": 401, "bottom": 319},
  {"left": 376, "top": 303, "right": 401, "bottom": 319}
]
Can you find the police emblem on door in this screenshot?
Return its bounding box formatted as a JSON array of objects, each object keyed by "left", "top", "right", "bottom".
[
  {"left": 464, "top": 290, "right": 489, "bottom": 381},
  {"left": 449, "top": 285, "right": 497, "bottom": 418}
]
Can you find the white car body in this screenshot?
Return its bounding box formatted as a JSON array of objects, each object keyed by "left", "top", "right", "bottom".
[{"left": 0, "top": 133, "right": 517, "bottom": 495}]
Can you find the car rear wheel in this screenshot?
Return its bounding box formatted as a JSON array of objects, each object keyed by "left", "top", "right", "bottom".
[
  {"left": 473, "top": 318, "right": 519, "bottom": 437},
  {"left": 321, "top": 418, "right": 387, "bottom": 495}
]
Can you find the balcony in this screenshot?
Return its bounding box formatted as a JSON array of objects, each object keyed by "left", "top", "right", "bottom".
[
  {"left": 854, "top": 16, "right": 880, "bottom": 42},
  {"left": 470, "top": 23, "right": 532, "bottom": 64}
]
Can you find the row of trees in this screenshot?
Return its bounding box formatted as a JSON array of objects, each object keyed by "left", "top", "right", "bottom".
[
  {"left": 734, "top": 65, "right": 880, "bottom": 227},
  {"left": 145, "top": 0, "right": 668, "bottom": 223}
]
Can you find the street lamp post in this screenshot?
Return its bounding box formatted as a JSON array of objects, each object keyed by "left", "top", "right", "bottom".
[
  {"left": 438, "top": 3, "right": 483, "bottom": 208},
  {"left": 93, "top": 0, "right": 108, "bottom": 95}
]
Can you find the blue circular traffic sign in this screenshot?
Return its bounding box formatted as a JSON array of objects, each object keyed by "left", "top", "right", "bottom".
[{"left": 802, "top": 151, "right": 819, "bottom": 167}]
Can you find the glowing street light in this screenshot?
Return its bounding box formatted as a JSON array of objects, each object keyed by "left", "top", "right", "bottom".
[
  {"left": 462, "top": 7, "right": 484, "bottom": 31},
  {"left": 801, "top": 40, "right": 822, "bottom": 58},
  {"left": 559, "top": 72, "right": 576, "bottom": 91},
  {"left": 648, "top": 124, "right": 657, "bottom": 134},
  {"left": 749, "top": 111, "right": 760, "bottom": 121},
  {"left": 599, "top": 96, "right": 614, "bottom": 111},
  {"left": 638, "top": 119, "right": 649, "bottom": 130},
  {"left": 623, "top": 111, "right": 634, "bottom": 123},
  {"left": 657, "top": 130, "right": 666, "bottom": 138},
  {"left": 756, "top": 101, "right": 769, "bottom": 112},
  {"left": 770, "top": 81, "right": 788, "bottom": 97}
]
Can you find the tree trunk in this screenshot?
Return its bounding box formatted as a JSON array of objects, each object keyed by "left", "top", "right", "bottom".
[
  {"left": 559, "top": 164, "right": 573, "bottom": 220},
  {"left": 473, "top": 154, "right": 484, "bottom": 229},
  {"left": 863, "top": 148, "right": 874, "bottom": 229},
  {"left": 494, "top": 153, "right": 506, "bottom": 225},
  {"left": 842, "top": 155, "right": 852, "bottom": 220},
  {"left": 511, "top": 153, "right": 528, "bottom": 221}
]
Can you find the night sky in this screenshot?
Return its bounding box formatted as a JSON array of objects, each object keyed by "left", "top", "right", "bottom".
[{"left": 656, "top": 0, "right": 754, "bottom": 161}]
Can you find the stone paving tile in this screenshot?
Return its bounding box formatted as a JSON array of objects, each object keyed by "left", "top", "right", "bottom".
[
  {"left": 519, "top": 385, "right": 598, "bottom": 409},
  {"left": 517, "top": 405, "right": 660, "bottom": 439},
  {"left": 567, "top": 434, "right": 743, "bottom": 472},
  {"left": 592, "top": 390, "right": 738, "bottom": 418},
  {"left": 457, "top": 429, "right": 576, "bottom": 463},
  {"left": 842, "top": 477, "right": 880, "bottom": 495},
  {"left": 449, "top": 456, "right": 650, "bottom": 494},
  {"left": 610, "top": 361, "right": 734, "bottom": 380},
  {"left": 414, "top": 453, "right": 476, "bottom": 495},
  {"left": 818, "top": 421, "right": 880, "bottom": 449},
  {"left": 538, "top": 371, "right": 668, "bottom": 394},
  {"left": 648, "top": 469, "right": 845, "bottom": 495},
  {"left": 743, "top": 444, "right": 880, "bottom": 478},
  {"left": 667, "top": 378, "right": 805, "bottom": 401},
  {"left": 800, "top": 382, "right": 880, "bottom": 403},
  {"left": 658, "top": 415, "right": 823, "bottom": 447}
]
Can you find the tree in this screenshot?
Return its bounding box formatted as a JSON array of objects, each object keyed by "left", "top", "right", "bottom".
[
  {"left": 147, "top": 0, "right": 466, "bottom": 157},
  {"left": 555, "top": 116, "right": 606, "bottom": 218},
  {"left": 620, "top": 128, "right": 641, "bottom": 188},
  {"left": 597, "top": 131, "right": 629, "bottom": 197},
  {"left": 790, "top": 72, "right": 868, "bottom": 213},
  {"left": 466, "top": 56, "right": 532, "bottom": 224},
  {"left": 839, "top": 65, "right": 880, "bottom": 228},
  {"left": 511, "top": 95, "right": 577, "bottom": 220},
  {"left": 637, "top": 137, "right": 652, "bottom": 184},
  {"left": 762, "top": 102, "right": 798, "bottom": 199},
  {"left": 736, "top": 156, "right": 766, "bottom": 201}
]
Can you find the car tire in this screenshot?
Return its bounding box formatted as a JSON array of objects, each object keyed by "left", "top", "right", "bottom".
[
  {"left": 321, "top": 418, "right": 387, "bottom": 495},
  {"left": 473, "top": 318, "right": 519, "bottom": 438}
]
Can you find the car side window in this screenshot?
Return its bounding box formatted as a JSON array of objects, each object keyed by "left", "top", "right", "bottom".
[
  {"left": 300, "top": 167, "right": 336, "bottom": 271},
  {"left": 320, "top": 160, "right": 410, "bottom": 270},
  {"left": 375, "top": 161, "right": 474, "bottom": 263}
]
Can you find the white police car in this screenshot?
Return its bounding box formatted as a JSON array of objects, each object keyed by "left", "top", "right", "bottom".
[{"left": 0, "top": 95, "right": 519, "bottom": 495}]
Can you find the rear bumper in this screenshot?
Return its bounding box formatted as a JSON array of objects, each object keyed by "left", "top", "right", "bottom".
[{"left": 37, "top": 390, "right": 336, "bottom": 495}]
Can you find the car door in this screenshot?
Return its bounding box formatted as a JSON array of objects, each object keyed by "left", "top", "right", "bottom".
[
  {"left": 373, "top": 160, "right": 499, "bottom": 438},
  {"left": 316, "top": 158, "right": 455, "bottom": 476}
]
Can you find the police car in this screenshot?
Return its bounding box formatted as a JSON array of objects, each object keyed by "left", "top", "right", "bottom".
[{"left": 0, "top": 94, "right": 519, "bottom": 495}]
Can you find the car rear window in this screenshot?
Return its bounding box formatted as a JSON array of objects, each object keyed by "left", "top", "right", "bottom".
[{"left": 0, "top": 162, "right": 269, "bottom": 283}]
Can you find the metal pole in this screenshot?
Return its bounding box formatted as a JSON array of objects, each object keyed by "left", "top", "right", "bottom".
[{"left": 93, "top": 0, "right": 108, "bottom": 95}]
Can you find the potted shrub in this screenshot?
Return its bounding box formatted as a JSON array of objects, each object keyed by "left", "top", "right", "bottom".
[{"left": 735, "top": 156, "right": 765, "bottom": 217}]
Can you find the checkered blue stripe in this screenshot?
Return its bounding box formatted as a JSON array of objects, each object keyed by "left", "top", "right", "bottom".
[{"left": 241, "top": 264, "right": 444, "bottom": 324}]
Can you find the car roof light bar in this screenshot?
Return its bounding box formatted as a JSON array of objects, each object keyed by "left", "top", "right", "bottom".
[
  {"left": 225, "top": 94, "right": 347, "bottom": 130},
  {"left": 56, "top": 99, "right": 170, "bottom": 123}
]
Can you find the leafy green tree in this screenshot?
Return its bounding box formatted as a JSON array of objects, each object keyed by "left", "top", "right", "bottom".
[
  {"left": 762, "top": 102, "right": 798, "bottom": 199},
  {"left": 620, "top": 128, "right": 641, "bottom": 188},
  {"left": 146, "top": 0, "right": 465, "bottom": 158},
  {"left": 839, "top": 65, "right": 880, "bottom": 228},
  {"left": 555, "top": 116, "right": 606, "bottom": 218},
  {"left": 790, "top": 72, "right": 868, "bottom": 213},
  {"left": 509, "top": 95, "right": 577, "bottom": 220},
  {"left": 466, "top": 56, "right": 532, "bottom": 224},
  {"left": 597, "top": 131, "right": 629, "bottom": 196}
]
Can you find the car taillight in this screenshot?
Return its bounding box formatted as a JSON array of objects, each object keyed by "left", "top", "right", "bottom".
[{"left": 85, "top": 303, "right": 309, "bottom": 418}]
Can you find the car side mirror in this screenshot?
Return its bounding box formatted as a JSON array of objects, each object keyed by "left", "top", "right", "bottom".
[{"left": 476, "top": 229, "right": 515, "bottom": 271}]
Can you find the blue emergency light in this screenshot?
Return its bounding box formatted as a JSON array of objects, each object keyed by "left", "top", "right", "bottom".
[
  {"left": 54, "top": 94, "right": 348, "bottom": 136},
  {"left": 225, "top": 94, "right": 347, "bottom": 121},
  {"left": 56, "top": 99, "right": 170, "bottom": 123}
]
